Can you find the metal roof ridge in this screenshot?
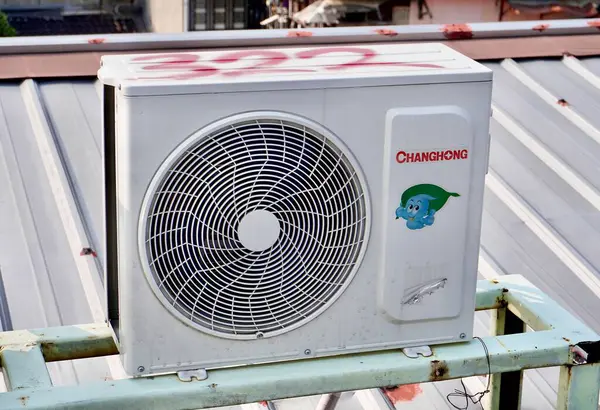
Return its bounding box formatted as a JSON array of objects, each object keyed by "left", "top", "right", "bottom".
[{"left": 0, "top": 18, "right": 599, "bottom": 56}]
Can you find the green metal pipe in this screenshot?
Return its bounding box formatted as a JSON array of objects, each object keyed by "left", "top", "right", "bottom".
[
  {"left": 0, "top": 323, "right": 118, "bottom": 362},
  {"left": 557, "top": 363, "right": 600, "bottom": 409},
  {"left": 0, "top": 345, "right": 52, "bottom": 391},
  {"left": 0, "top": 276, "right": 597, "bottom": 410}
]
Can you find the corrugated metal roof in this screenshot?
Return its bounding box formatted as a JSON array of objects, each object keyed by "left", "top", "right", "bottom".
[{"left": 1, "top": 54, "right": 600, "bottom": 409}]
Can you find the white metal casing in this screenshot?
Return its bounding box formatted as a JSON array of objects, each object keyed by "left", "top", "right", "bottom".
[{"left": 99, "top": 42, "right": 493, "bottom": 377}]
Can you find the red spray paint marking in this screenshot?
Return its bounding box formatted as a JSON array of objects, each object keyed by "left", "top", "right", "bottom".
[
  {"left": 532, "top": 24, "right": 549, "bottom": 32},
  {"left": 87, "top": 38, "right": 105, "bottom": 44},
  {"left": 135, "top": 46, "right": 444, "bottom": 80},
  {"left": 132, "top": 53, "right": 218, "bottom": 78},
  {"left": 441, "top": 24, "right": 473, "bottom": 40},
  {"left": 588, "top": 20, "right": 600, "bottom": 30},
  {"left": 132, "top": 53, "right": 202, "bottom": 69},
  {"left": 374, "top": 28, "right": 398, "bottom": 37},
  {"left": 296, "top": 46, "right": 443, "bottom": 70},
  {"left": 212, "top": 49, "right": 312, "bottom": 77},
  {"left": 296, "top": 46, "right": 376, "bottom": 69},
  {"left": 287, "top": 30, "right": 313, "bottom": 37},
  {"left": 383, "top": 384, "right": 423, "bottom": 403}
]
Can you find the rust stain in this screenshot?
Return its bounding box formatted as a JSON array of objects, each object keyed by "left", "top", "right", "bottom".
[
  {"left": 374, "top": 28, "right": 398, "bottom": 37},
  {"left": 430, "top": 360, "right": 449, "bottom": 381},
  {"left": 208, "top": 383, "right": 218, "bottom": 389},
  {"left": 383, "top": 384, "right": 423, "bottom": 403},
  {"left": 19, "top": 396, "right": 28, "bottom": 406},
  {"left": 587, "top": 20, "right": 600, "bottom": 29},
  {"left": 41, "top": 339, "right": 118, "bottom": 362},
  {"left": 87, "top": 38, "right": 105, "bottom": 44},
  {"left": 287, "top": 31, "right": 312, "bottom": 37},
  {"left": 80, "top": 247, "right": 97, "bottom": 257},
  {"left": 532, "top": 24, "right": 549, "bottom": 32},
  {"left": 563, "top": 337, "right": 571, "bottom": 343},
  {"left": 495, "top": 295, "right": 508, "bottom": 308},
  {"left": 557, "top": 98, "right": 569, "bottom": 106},
  {"left": 441, "top": 24, "right": 473, "bottom": 40}
]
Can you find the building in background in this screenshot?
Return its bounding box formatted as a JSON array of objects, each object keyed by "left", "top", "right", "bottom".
[
  {"left": 0, "top": 0, "right": 249, "bottom": 33},
  {"left": 144, "top": 0, "right": 248, "bottom": 32},
  {"left": 0, "top": 0, "right": 145, "bottom": 35},
  {"left": 2, "top": 0, "right": 598, "bottom": 35},
  {"left": 142, "top": 0, "right": 186, "bottom": 32}
]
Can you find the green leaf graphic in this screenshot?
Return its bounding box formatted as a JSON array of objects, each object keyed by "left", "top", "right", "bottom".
[{"left": 400, "top": 184, "right": 460, "bottom": 213}]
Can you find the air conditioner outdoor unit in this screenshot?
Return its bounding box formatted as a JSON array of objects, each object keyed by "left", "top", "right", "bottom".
[{"left": 98, "top": 42, "right": 493, "bottom": 377}]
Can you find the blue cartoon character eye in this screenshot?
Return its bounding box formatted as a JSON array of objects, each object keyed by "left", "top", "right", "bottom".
[{"left": 395, "top": 184, "right": 459, "bottom": 230}]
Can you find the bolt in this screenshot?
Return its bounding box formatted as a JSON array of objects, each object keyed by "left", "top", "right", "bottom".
[
  {"left": 459, "top": 333, "right": 466, "bottom": 339},
  {"left": 256, "top": 332, "right": 264, "bottom": 339},
  {"left": 137, "top": 366, "right": 145, "bottom": 373},
  {"left": 304, "top": 349, "right": 311, "bottom": 355}
]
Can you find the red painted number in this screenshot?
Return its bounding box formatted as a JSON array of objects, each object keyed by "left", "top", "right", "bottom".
[
  {"left": 132, "top": 53, "right": 218, "bottom": 78},
  {"left": 134, "top": 47, "right": 443, "bottom": 80},
  {"left": 212, "top": 50, "right": 313, "bottom": 77},
  {"left": 296, "top": 46, "right": 443, "bottom": 70},
  {"left": 296, "top": 47, "right": 375, "bottom": 69}
]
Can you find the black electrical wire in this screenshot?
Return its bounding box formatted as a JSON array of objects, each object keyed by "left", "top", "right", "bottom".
[{"left": 446, "top": 336, "right": 491, "bottom": 410}]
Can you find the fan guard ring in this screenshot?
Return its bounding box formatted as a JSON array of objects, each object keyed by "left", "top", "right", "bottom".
[{"left": 139, "top": 111, "right": 371, "bottom": 340}]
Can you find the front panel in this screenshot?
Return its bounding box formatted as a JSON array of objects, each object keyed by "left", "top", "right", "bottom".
[
  {"left": 380, "top": 105, "right": 474, "bottom": 323},
  {"left": 114, "top": 79, "right": 492, "bottom": 376}
]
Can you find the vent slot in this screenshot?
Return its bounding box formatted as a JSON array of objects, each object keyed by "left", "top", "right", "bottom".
[{"left": 103, "top": 84, "right": 119, "bottom": 335}]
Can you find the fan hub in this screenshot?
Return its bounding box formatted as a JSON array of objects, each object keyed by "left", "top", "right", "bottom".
[{"left": 237, "top": 209, "right": 281, "bottom": 252}]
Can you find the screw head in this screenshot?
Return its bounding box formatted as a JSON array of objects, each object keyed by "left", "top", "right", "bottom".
[
  {"left": 256, "top": 332, "right": 264, "bottom": 339},
  {"left": 137, "top": 366, "right": 145, "bottom": 373},
  {"left": 459, "top": 333, "right": 466, "bottom": 339},
  {"left": 304, "top": 349, "right": 311, "bottom": 355}
]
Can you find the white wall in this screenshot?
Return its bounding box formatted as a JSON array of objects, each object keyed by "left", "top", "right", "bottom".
[{"left": 144, "top": 0, "right": 185, "bottom": 32}]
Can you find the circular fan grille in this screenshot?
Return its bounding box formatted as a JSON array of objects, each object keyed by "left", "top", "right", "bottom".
[{"left": 140, "top": 112, "right": 370, "bottom": 339}]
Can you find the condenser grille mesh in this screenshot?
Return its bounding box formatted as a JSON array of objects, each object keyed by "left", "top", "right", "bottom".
[{"left": 143, "top": 117, "right": 368, "bottom": 338}]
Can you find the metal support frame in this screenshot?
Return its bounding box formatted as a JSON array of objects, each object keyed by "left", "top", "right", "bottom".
[
  {"left": 0, "top": 274, "right": 598, "bottom": 409},
  {"left": 487, "top": 304, "right": 526, "bottom": 409}
]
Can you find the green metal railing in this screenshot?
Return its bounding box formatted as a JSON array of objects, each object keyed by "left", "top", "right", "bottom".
[{"left": 0, "top": 274, "right": 598, "bottom": 409}]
